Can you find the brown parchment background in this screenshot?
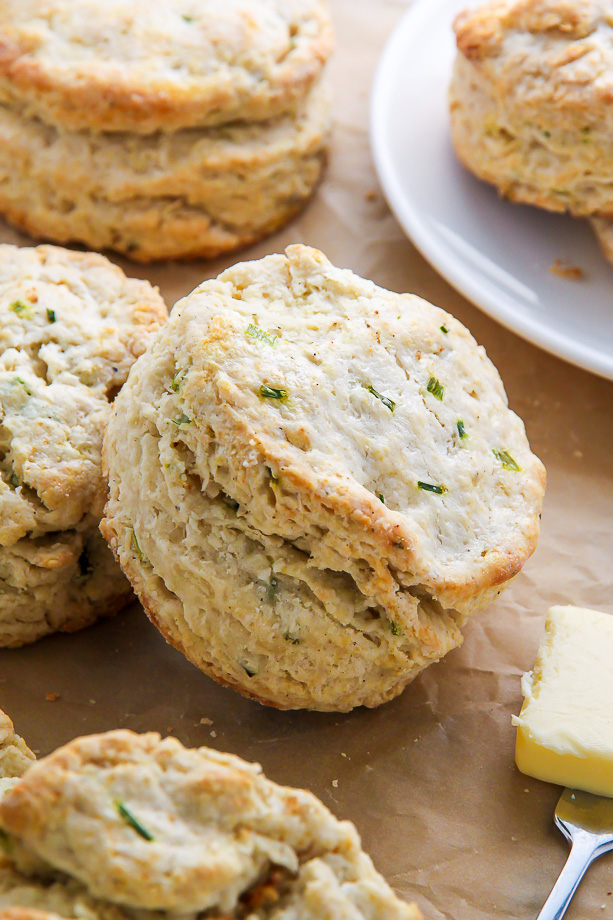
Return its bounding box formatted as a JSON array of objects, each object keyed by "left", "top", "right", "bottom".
[{"left": 1, "top": 1, "right": 612, "bottom": 917}]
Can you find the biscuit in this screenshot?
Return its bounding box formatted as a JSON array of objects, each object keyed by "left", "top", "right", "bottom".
[
  {"left": 0, "top": 83, "right": 329, "bottom": 262},
  {"left": 0, "top": 244, "right": 167, "bottom": 646},
  {"left": 0, "top": 730, "right": 421, "bottom": 919},
  {"left": 0, "top": 711, "right": 34, "bottom": 779},
  {"left": 0, "top": 1, "right": 333, "bottom": 133},
  {"left": 101, "top": 245, "right": 545, "bottom": 711},
  {"left": 450, "top": 0, "right": 613, "bottom": 217}
]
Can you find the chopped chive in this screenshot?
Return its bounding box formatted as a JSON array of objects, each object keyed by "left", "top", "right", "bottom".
[
  {"left": 242, "top": 664, "right": 256, "bottom": 677},
  {"left": 131, "top": 530, "right": 149, "bottom": 564},
  {"left": 9, "top": 300, "right": 31, "bottom": 318},
  {"left": 13, "top": 377, "right": 32, "bottom": 395},
  {"left": 117, "top": 802, "right": 154, "bottom": 841},
  {"left": 260, "top": 384, "right": 287, "bottom": 400},
  {"left": 266, "top": 576, "right": 278, "bottom": 605},
  {"left": 391, "top": 621, "right": 401, "bottom": 636},
  {"left": 417, "top": 481, "right": 446, "bottom": 495},
  {"left": 457, "top": 420, "right": 467, "bottom": 439},
  {"left": 172, "top": 413, "right": 192, "bottom": 427},
  {"left": 492, "top": 448, "right": 520, "bottom": 471},
  {"left": 362, "top": 384, "right": 396, "bottom": 413},
  {"left": 427, "top": 377, "right": 445, "bottom": 401},
  {"left": 284, "top": 632, "right": 301, "bottom": 645},
  {"left": 8, "top": 471, "right": 20, "bottom": 489},
  {"left": 0, "top": 828, "right": 13, "bottom": 855},
  {"left": 182, "top": 14, "right": 195, "bottom": 21},
  {"left": 246, "top": 323, "right": 277, "bottom": 347},
  {"left": 378, "top": 493, "right": 385, "bottom": 504},
  {"left": 171, "top": 369, "right": 187, "bottom": 392},
  {"left": 440, "top": 324, "right": 449, "bottom": 334},
  {"left": 46, "top": 308, "right": 56, "bottom": 323}
]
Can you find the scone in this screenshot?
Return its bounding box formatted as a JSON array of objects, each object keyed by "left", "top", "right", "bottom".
[
  {"left": 0, "top": 244, "right": 167, "bottom": 647},
  {"left": 0, "top": 729, "right": 422, "bottom": 920},
  {"left": 101, "top": 244, "right": 546, "bottom": 711},
  {"left": 450, "top": 0, "right": 613, "bottom": 218},
  {"left": 0, "top": 0, "right": 333, "bottom": 133},
  {"left": 0, "top": 1, "right": 333, "bottom": 261},
  {"left": 0, "top": 83, "right": 330, "bottom": 263},
  {"left": 0, "top": 710, "right": 34, "bottom": 779}
]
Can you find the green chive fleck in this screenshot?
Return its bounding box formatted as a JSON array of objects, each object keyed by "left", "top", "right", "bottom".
[
  {"left": 440, "top": 324, "right": 449, "bottom": 334},
  {"left": 8, "top": 472, "right": 20, "bottom": 490},
  {"left": 131, "top": 530, "right": 149, "bottom": 564},
  {"left": 260, "top": 384, "right": 287, "bottom": 400},
  {"left": 246, "top": 323, "right": 277, "bottom": 347},
  {"left": 284, "top": 632, "right": 301, "bottom": 645},
  {"left": 9, "top": 300, "right": 32, "bottom": 318},
  {"left": 13, "top": 377, "right": 32, "bottom": 395},
  {"left": 492, "top": 448, "right": 520, "bottom": 472},
  {"left": 172, "top": 413, "right": 192, "bottom": 427},
  {"left": 182, "top": 14, "right": 195, "bottom": 21},
  {"left": 417, "top": 481, "right": 446, "bottom": 495},
  {"left": 427, "top": 377, "right": 445, "bottom": 401},
  {"left": 378, "top": 493, "right": 385, "bottom": 504},
  {"left": 221, "top": 494, "right": 240, "bottom": 512},
  {"left": 266, "top": 576, "right": 278, "bottom": 605},
  {"left": 117, "top": 802, "right": 154, "bottom": 841},
  {"left": 171, "top": 369, "right": 188, "bottom": 392},
  {"left": 47, "top": 308, "right": 56, "bottom": 323},
  {"left": 362, "top": 384, "right": 396, "bottom": 413},
  {"left": 457, "top": 420, "right": 467, "bottom": 439},
  {"left": 391, "top": 621, "right": 401, "bottom": 636},
  {"left": 0, "top": 828, "right": 13, "bottom": 855}
]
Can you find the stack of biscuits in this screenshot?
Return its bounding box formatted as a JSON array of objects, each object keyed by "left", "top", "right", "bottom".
[
  {"left": 449, "top": 0, "right": 613, "bottom": 267},
  {"left": 0, "top": 0, "right": 333, "bottom": 262}
]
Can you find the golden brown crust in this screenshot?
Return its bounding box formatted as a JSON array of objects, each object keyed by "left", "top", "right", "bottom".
[{"left": 0, "top": 1, "right": 334, "bottom": 133}]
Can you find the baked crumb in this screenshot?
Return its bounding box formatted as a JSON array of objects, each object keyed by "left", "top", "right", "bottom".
[
  {"left": 549, "top": 259, "right": 585, "bottom": 281},
  {"left": 45, "top": 692, "right": 60, "bottom": 702}
]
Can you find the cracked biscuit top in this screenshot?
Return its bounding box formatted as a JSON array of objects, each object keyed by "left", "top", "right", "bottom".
[
  {"left": 0, "top": 245, "right": 167, "bottom": 547},
  {"left": 0, "top": 730, "right": 421, "bottom": 919},
  {"left": 454, "top": 0, "right": 613, "bottom": 138},
  {"left": 0, "top": 0, "right": 334, "bottom": 133}
]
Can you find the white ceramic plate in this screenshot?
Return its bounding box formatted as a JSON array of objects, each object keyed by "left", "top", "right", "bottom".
[{"left": 370, "top": 0, "right": 613, "bottom": 381}]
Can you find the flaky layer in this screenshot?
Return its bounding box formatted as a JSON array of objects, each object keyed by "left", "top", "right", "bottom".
[
  {"left": 0, "top": 0, "right": 333, "bottom": 132},
  {"left": 0, "top": 86, "right": 329, "bottom": 261},
  {"left": 0, "top": 524, "right": 133, "bottom": 648}
]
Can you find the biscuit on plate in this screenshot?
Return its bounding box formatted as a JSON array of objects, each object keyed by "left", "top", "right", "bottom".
[
  {"left": 0, "top": 710, "right": 34, "bottom": 779},
  {"left": 101, "top": 244, "right": 545, "bottom": 711},
  {"left": 450, "top": 0, "right": 613, "bottom": 217},
  {"left": 0, "top": 83, "right": 330, "bottom": 263},
  {"left": 0, "top": 245, "right": 167, "bottom": 647},
  {"left": 0, "top": 729, "right": 422, "bottom": 919},
  {"left": 589, "top": 216, "right": 613, "bottom": 264},
  {"left": 0, "top": 0, "right": 333, "bottom": 133}
]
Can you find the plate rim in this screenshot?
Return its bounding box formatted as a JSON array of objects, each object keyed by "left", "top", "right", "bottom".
[{"left": 370, "top": 0, "right": 613, "bottom": 382}]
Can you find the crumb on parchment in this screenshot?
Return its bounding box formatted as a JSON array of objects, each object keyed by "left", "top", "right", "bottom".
[{"left": 45, "top": 691, "right": 60, "bottom": 702}]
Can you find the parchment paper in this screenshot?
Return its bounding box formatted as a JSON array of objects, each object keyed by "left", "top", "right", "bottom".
[{"left": 1, "top": 1, "right": 612, "bottom": 917}]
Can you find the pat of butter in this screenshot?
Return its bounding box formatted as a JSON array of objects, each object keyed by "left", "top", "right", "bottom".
[{"left": 513, "top": 605, "right": 613, "bottom": 797}]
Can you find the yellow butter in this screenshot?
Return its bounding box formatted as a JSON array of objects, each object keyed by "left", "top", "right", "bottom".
[{"left": 513, "top": 605, "right": 613, "bottom": 797}]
